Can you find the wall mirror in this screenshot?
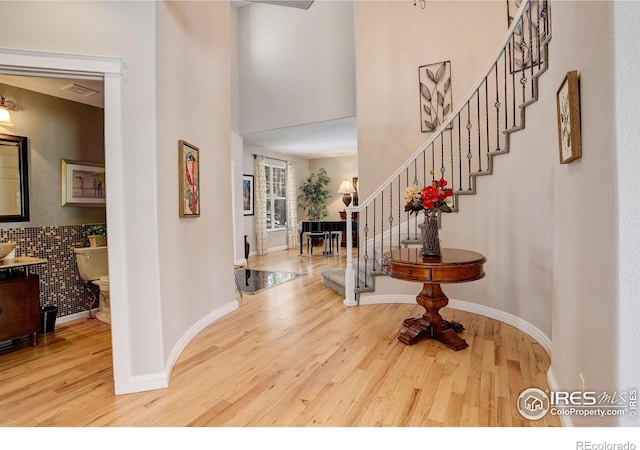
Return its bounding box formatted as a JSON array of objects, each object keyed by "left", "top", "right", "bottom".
[{"left": 0, "top": 133, "right": 30, "bottom": 222}]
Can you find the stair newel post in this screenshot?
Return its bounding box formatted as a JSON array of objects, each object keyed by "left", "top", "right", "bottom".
[{"left": 343, "top": 208, "right": 357, "bottom": 307}]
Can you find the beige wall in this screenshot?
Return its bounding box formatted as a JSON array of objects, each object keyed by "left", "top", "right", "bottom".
[
  {"left": 242, "top": 144, "right": 310, "bottom": 254},
  {"left": 240, "top": 151, "right": 356, "bottom": 254},
  {"left": 0, "top": 83, "right": 106, "bottom": 228},
  {"left": 156, "top": 1, "right": 234, "bottom": 365},
  {"left": 238, "top": 0, "right": 355, "bottom": 135},
  {"left": 614, "top": 2, "right": 640, "bottom": 427},
  {"left": 0, "top": 1, "right": 163, "bottom": 391},
  {"left": 353, "top": 0, "right": 553, "bottom": 335},
  {"left": 354, "top": 0, "right": 506, "bottom": 198},
  {"left": 309, "top": 155, "right": 358, "bottom": 221},
  {"left": 0, "top": 1, "right": 235, "bottom": 394},
  {"left": 547, "top": 1, "right": 619, "bottom": 426},
  {"left": 2, "top": 2, "right": 635, "bottom": 420},
  {"left": 353, "top": 0, "right": 635, "bottom": 427},
  {"left": 234, "top": 0, "right": 357, "bottom": 256}
]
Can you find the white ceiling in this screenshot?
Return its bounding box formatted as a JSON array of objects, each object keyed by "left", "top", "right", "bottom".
[
  {"left": 232, "top": 1, "right": 315, "bottom": 10},
  {"left": 242, "top": 116, "right": 357, "bottom": 159},
  {"left": 231, "top": 0, "right": 356, "bottom": 158},
  {"left": 0, "top": 74, "right": 104, "bottom": 108}
]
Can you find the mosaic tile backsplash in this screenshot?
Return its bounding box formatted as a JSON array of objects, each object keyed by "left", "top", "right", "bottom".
[{"left": 0, "top": 225, "right": 106, "bottom": 318}]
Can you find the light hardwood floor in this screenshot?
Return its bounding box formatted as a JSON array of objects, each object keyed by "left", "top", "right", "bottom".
[{"left": 0, "top": 248, "right": 560, "bottom": 427}]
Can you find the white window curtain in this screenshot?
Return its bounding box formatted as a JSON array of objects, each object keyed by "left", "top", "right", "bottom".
[
  {"left": 254, "top": 155, "right": 268, "bottom": 255},
  {"left": 286, "top": 161, "right": 298, "bottom": 249}
]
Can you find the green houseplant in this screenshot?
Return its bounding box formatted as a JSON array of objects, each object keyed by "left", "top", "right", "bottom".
[
  {"left": 84, "top": 224, "right": 107, "bottom": 247},
  {"left": 298, "top": 168, "right": 331, "bottom": 221}
]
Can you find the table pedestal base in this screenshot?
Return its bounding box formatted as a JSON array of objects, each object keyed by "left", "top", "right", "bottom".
[{"left": 398, "top": 283, "right": 468, "bottom": 351}]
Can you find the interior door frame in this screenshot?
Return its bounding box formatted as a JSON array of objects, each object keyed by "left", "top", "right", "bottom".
[{"left": 0, "top": 47, "right": 135, "bottom": 394}]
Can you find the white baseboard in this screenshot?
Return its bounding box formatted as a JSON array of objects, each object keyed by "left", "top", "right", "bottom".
[
  {"left": 248, "top": 244, "right": 300, "bottom": 257},
  {"left": 55, "top": 302, "right": 239, "bottom": 395},
  {"left": 448, "top": 298, "right": 552, "bottom": 356},
  {"left": 546, "top": 368, "right": 572, "bottom": 427},
  {"left": 117, "top": 372, "right": 168, "bottom": 394},
  {"left": 56, "top": 308, "right": 99, "bottom": 325},
  {"left": 54, "top": 309, "right": 169, "bottom": 395},
  {"left": 164, "top": 299, "right": 239, "bottom": 381},
  {"left": 358, "top": 294, "right": 415, "bottom": 305},
  {"left": 358, "top": 294, "right": 552, "bottom": 355}
]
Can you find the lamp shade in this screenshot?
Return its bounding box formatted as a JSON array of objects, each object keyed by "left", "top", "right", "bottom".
[
  {"left": 0, "top": 108, "right": 13, "bottom": 127},
  {"left": 337, "top": 179, "right": 355, "bottom": 194}
]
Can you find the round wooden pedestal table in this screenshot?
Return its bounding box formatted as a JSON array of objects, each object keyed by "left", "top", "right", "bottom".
[{"left": 381, "top": 248, "right": 486, "bottom": 351}]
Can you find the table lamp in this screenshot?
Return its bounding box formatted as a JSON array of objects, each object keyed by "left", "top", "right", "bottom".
[{"left": 338, "top": 179, "right": 356, "bottom": 208}]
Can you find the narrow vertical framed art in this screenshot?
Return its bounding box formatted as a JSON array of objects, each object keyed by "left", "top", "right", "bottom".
[
  {"left": 178, "top": 140, "right": 200, "bottom": 217},
  {"left": 243, "top": 174, "right": 254, "bottom": 216},
  {"left": 556, "top": 71, "right": 582, "bottom": 164}
]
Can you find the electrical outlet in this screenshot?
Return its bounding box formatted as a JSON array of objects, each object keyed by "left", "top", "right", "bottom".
[{"left": 579, "top": 372, "right": 585, "bottom": 391}]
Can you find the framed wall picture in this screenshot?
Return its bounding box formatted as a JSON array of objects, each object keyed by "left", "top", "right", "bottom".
[
  {"left": 61, "top": 159, "right": 106, "bottom": 207},
  {"left": 243, "top": 174, "right": 254, "bottom": 216},
  {"left": 556, "top": 71, "right": 582, "bottom": 164},
  {"left": 179, "top": 140, "right": 200, "bottom": 217}
]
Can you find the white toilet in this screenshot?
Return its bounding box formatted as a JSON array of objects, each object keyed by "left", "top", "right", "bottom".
[{"left": 74, "top": 246, "right": 110, "bottom": 324}]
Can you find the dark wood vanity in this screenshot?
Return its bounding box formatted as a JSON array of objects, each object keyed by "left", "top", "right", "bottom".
[
  {"left": 1, "top": 133, "right": 40, "bottom": 345},
  {"left": 0, "top": 257, "right": 46, "bottom": 346}
]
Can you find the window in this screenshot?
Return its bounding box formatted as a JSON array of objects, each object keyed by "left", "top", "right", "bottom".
[{"left": 265, "top": 164, "right": 287, "bottom": 231}]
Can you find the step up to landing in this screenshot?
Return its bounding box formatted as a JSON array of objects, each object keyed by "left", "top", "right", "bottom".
[
  {"left": 322, "top": 267, "right": 387, "bottom": 299},
  {"left": 321, "top": 268, "right": 345, "bottom": 297}
]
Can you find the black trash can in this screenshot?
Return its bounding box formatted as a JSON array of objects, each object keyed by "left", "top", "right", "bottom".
[{"left": 40, "top": 306, "right": 58, "bottom": 335}]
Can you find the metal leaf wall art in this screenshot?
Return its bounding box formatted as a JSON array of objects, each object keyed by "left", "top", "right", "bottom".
[{"left": 419, "top": 61, "right": 452, "bottom": 133}]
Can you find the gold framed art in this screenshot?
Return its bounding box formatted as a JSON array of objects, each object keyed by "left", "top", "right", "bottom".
[
  {"left": 556, "top": 71, "right": 582, "bottom": 164},
  {"left": 178, "top": 140, "right": 200, "bottom": 218},
  {"left": 61, "top": 159, "right": 106, "bottom": 207}
]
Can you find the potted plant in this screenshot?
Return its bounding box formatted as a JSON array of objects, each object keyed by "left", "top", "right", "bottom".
[
  {"left": 298, "top": 168, "right": 331, "bottom": 221},
  {"left": 84, "top": 224, "right": 107, "bottom": 247}
]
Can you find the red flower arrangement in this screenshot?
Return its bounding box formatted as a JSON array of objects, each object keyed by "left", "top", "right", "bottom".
[{"left": 404, "top": 175, "right": 453, "bottom": 217}]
